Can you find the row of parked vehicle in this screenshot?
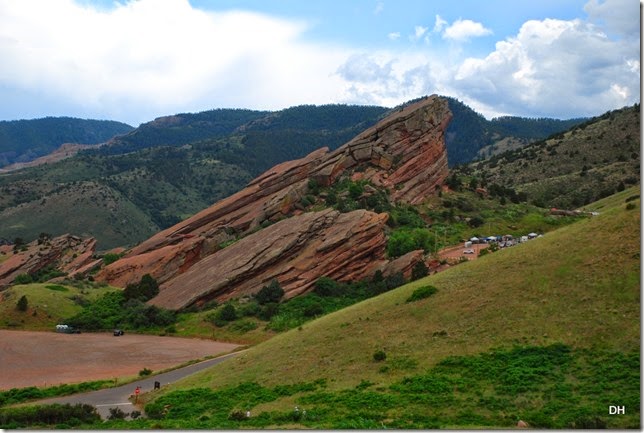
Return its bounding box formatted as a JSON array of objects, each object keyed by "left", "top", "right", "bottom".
[{"left": 55, "top": 324, "right": 124, "bottom": 336}]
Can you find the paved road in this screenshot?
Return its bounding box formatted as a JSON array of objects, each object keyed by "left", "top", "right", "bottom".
[{"left": 34, "top": 351, "right": 241, "bottom": 418}]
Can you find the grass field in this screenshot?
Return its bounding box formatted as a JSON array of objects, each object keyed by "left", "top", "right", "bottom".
[
  {"left": 123, "top": 186, "right": 640, "bottom": 429},
  {"left": 0, "top": 282, "right": 116, "bottom": 331}
]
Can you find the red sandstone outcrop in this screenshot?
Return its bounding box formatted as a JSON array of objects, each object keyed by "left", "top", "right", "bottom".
[
  {"left": 0, "top": 234, "right": 97, "bottom": 287},
  {"left": 379, "top": 249, "right": 426, "bottom": 280},
  {"left": 96, "top": 95, "right": 452, "bottom": 308},
  {"left": 149, "top": 209, "right": 388, "bottom": 310}
]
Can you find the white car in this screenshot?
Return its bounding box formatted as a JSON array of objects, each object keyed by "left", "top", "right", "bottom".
[{"left": 463, "top": 249, "right": 475, "bottom": 254}]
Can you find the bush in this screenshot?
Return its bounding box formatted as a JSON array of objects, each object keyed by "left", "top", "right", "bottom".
[
  {"left": 102, "top": 253, "right": 121, "bottom": 266},
  {"left": 373, "top": 350, "right": 387, "bottom": 362},
  {"left": 123, "top": 274, "right": 159, "bottom": 302},
  {"left": 0, "top": 403, "right": 100, "bottom": 428},
  {"left": 258, "top": 303, "right": 280, "bottom": 321},
  {"left": 239, "top": 301, "right": 260, "bottom": 317},
  {"left": 219, "top": 303, "right": 238, "bottom": 322},
  {"left": 387, "top": 228, "right": 435, "bottom": 258},
  {"left": 303, "top": 302, "right": 324, "bottom": 317},
  {"left": 406, "top": 285, "right": 438, "bottom": 303},
  {"left": 139, "top": 368, "right": 152, "bottom": 377},
  {"left": 255, "top": 280, "right": 284, "bottom": 305},
  {"left": 13, "top": 274, "right": 33, "bottom": 285},
  {"left": 16, "top": 295, "right": 28, "bottom": 312},
  {"left": 229, "top": 320, "right": 258, "bottom": 333},
  {"left": 108, "top": 407, "right": 127, "bottom": 420},
  {"left": 314, "top": 277, "right": 344, "bottom": 297},
  {"left": 411, "top": 261, "right": 429, "bottom": 280}
]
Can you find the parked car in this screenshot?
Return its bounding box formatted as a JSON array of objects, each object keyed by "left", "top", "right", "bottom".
[
  {"left": 113, "top": 329, "right": 124, "bottom": 336},
  {"left": 56, "top": 324, "right": 81, "bottom": 334},
  {"left": 463, "top": 249, "right": 475, "bottom": 254}
]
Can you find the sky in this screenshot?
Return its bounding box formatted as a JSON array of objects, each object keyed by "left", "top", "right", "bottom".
[{"left": 0, "top": 0, "right": 639, "bottom": 126}]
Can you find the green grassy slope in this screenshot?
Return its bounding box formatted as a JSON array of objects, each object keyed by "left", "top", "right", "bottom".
[
  {"left": 133, "top": 187, "right": 639, "bottom": 429},
  {"left": 0, "top": 181, "right": 158, "bottom": 250},
  {"left": 0, "top": 282, "right": 116, "bottom": 330}
]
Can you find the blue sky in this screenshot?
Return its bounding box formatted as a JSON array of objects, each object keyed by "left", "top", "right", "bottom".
[{"left": 0, "top": 0, "right": 639, "bottom": 126}]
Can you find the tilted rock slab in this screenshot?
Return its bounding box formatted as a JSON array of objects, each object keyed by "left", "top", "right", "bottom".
[
  {"left": 0, "top": 234, "right": 97, "bottom": 287},
  {"left": 97, "top": 95, "right": 452, "bottom": 307},
  {"left": 149, "top": 209, "right": 388, "bottom": 310}
]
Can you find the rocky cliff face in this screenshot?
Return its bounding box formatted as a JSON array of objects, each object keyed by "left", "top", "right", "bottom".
[
  {"left": 0, "top": 234, "right": 97, "bottom": 287},
  {"left": 97, "top": 95, "right": 452, "bottom": 309}
]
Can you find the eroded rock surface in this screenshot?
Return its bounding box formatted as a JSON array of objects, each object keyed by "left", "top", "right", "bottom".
[
  {"left": 0, "top": 235, "right": 97, "bottom": 287},
  {"left": 149, "top": 209, "right": 388, "bottom": 310},
  {"left": 96, "top": 95, "right": 452, "bottom": 308}
]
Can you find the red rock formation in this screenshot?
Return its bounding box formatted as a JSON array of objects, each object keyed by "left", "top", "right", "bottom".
[
  {"left": 149, "top": 209, "right": 388, "bottom": 310},
  {"left": 0, "top": 234, "right": 97, "bottom": 287},
  {"left": 379, "top": 249, "right": 425, "bottom": 280},
  {"left": 96, "top": 95, "right": 452, "bottom": 308}
]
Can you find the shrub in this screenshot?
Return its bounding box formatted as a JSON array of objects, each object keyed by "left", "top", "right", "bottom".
[
  {"left": 13, "top": 274, "right": 33, "bottom": 285},
  {"left": 314, "top": 277, "right": 343, "bottom": 297},
  {"left": 255, "top": 280, "right": 284, "bottom": 305},
  {"left": 139, "top": 368, "right": 152, "bottom": 377},
  {"left": 373, "top": 350, "right": 387, "bottom": 362},
  {"left": 45, "top": 284, "right": 69, "bottom": 292},
  {"left": 123, "top": 274, "right": 159, "bottom": 302},
  {"left": 16, "top": 295, "right": 28, "bottom": 312},
  {"left": 303, "top": 302, "right": 324, "bottom": 317},
  {"left": 411, "top": 261, "right": 429, "bottom": 280},
  {"left": 468, "top": 216, "right": 485, "bottom": 227},
  {"left": 0, "top": 403, "right": 100, "bottom": 428},
  {"left": 229, "top": 409, "right": 248, "bottom": 421},
  {"left": 406, "top": 285, "right": 438, "bottom": 303},
  {"left": 102, "top": 253, "right": 121, "bottom": 266},
  {"left": 387, "top": 228, "right": 435, "bottom": 258},
  {"left": 229, "top": 320, "right": 257, "bottom": 333},
  {"left": 258, "top": 302, "right": 280, "bottom": 321},
  {"left": 108, "top": 407, "right": 127, "bottom": 420},
  {"left": 219, "top": 303, "right": 238, "bottom": 322},
  {"left": 239, "top": 301, "right": 260, "bottom": 317}
]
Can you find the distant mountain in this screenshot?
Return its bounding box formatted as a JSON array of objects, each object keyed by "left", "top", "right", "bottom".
[
  {"left": 0, "top": 104, "right": 389, "bottom": 249},
  {"left": 0, "top": 117, "right": 133, "bottom": 167},
  {"left": 444, "top": 97, "right": 586, "bottom": 166},
  {"left": 97, "top": 109, "right": 268, "bottom": 156},
  {"left": 465, "top": 104, "right": 640, "bottom": 208},
  {"left": 0, "top": 97, "right": 613, "bottom": 249}
]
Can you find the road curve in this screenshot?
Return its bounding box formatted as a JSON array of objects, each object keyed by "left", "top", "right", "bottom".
[{"left": 34, "top": 351, "right": 241, "bottom": 418}]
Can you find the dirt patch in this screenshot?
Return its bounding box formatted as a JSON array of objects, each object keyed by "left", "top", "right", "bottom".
[
  {"left": 438, "top": 243, "right": 488, "bottom": 262},
  {"left": 0, "top": 330, "right": 240, "bottom": 390}
]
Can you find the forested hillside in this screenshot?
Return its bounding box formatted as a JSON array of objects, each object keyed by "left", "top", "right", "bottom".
[
  {"left": 444, "top": 97, "right": 585, "bottom": 165},
  {"left": 0, "top": 97, "right": 599, "bottom": 249},
  {"left": 463, "top": 104, "right": 640, "bottom": 209},
  {"left": 0, "top": 105, "right": 389, "bottom": 248},
  {"left": 0, "top": 117, "right": 133, "bottom": 167}
]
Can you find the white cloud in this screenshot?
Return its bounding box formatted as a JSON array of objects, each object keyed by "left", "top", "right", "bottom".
[
  {"left": 433, "top": 14, "right": 447, "bottom": 33},
  {"left": 442, "top": 19, "right": 493, "bottom": 42},
  {"left": 373, "top": 1, "right": 384, "bottom": 15},
  {"left": 337, "top": 11, "right": 639, "bottom": 120},
  {"left": 0, "top": 0, "right": 638, "bottom": 125},
  {"left": 0, "top": 0, "right": 350, "bottom": 124},
  {"left": 451, "top": 17, "right": 639, "bottom": 117},
  {"left": 584, "top": 0, "right": 640, "bottom": 37},
  {"left": 409, "top": 25, "right": 428, "bottom": 42}
]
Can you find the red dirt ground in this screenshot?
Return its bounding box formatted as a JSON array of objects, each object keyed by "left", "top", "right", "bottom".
[
  {"left": 437, "top": 242, "right": 488, "bottom": 262},
  {"left": 0, "top": 330, "right": 240, "bottom": 390}
]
